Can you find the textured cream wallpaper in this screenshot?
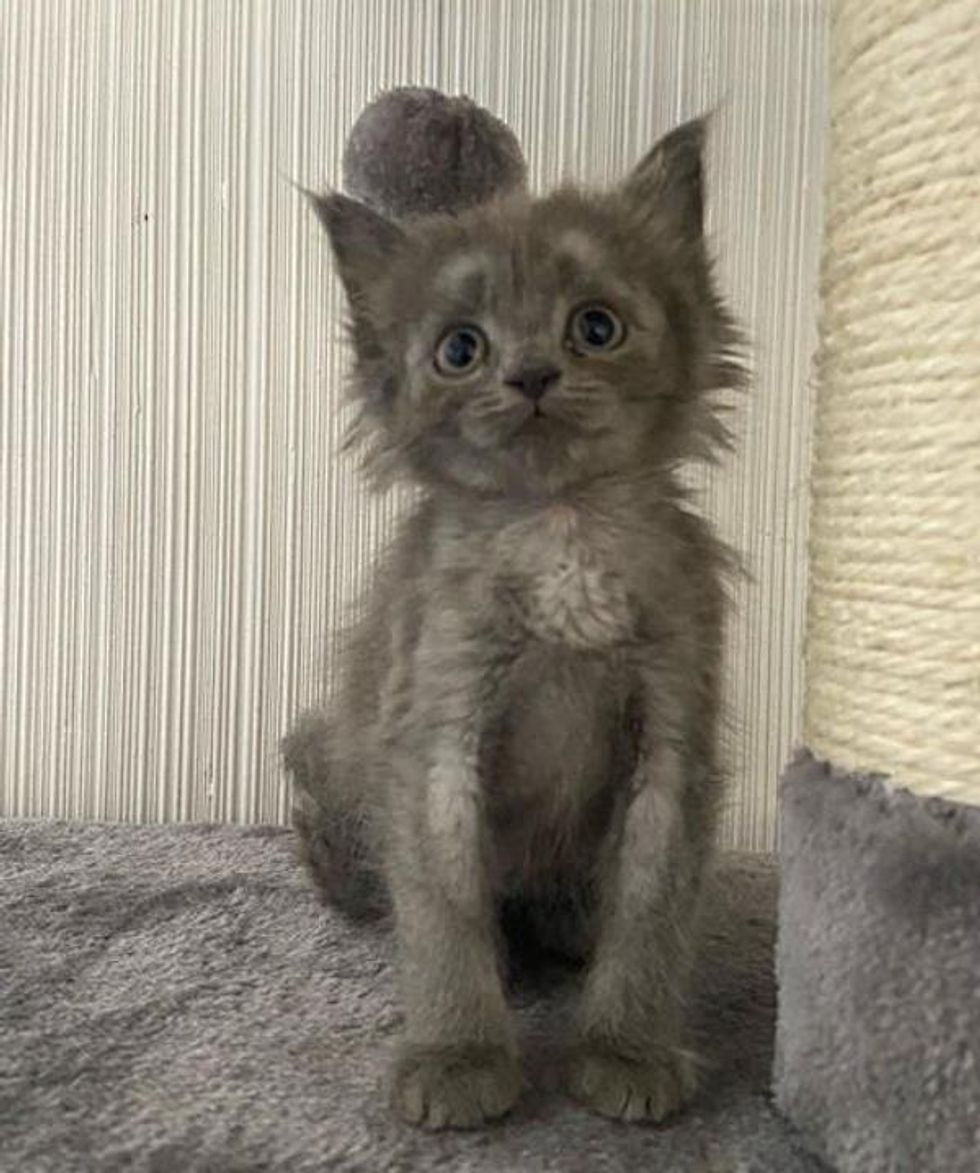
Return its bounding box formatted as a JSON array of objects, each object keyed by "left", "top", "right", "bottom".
[{"left": 0, "top": 0, "right": 826, "bottom": 847}]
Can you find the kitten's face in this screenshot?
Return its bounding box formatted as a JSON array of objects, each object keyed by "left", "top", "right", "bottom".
[{"left": 316, "top": 121, "right": 738, "bottom": 495}]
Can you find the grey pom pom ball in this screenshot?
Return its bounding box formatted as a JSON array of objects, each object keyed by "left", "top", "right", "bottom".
[{"left": 342, "top": 87, "right": 527, "bottom": 219}]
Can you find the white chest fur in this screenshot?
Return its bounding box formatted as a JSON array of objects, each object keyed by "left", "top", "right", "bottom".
[{"left": 503, "top": 505, "right": 633, "bottom": 650}]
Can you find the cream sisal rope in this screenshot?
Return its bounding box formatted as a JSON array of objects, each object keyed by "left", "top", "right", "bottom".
[{"left": 804, "top": 0, "right": 980, "bottom": 804}]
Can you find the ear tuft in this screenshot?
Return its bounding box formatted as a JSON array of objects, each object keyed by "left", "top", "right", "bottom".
[{"left": 621, "top": 118, "right": 706, "bottom": 240}]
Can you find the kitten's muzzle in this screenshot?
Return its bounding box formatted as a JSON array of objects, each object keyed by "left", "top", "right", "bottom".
[{"left": 504, "top": 364, "right": 561, "bottom": 403}]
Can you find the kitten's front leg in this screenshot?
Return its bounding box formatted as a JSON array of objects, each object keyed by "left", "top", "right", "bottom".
[
  {"left": 569, "top": 680, "right": 713, "bottom": 1124},
  {"left": 385, "top": 677, "right": 520, "bottom": 1128}
]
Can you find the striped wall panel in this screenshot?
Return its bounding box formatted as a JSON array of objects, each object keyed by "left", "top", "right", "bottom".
[{"left": 0, "top": 0, "right": 826, "bottom": 847}]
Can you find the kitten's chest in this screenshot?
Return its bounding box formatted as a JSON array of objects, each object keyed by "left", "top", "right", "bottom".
[{"left": 499, "top": 506, "right": 635, "bottom": 649}]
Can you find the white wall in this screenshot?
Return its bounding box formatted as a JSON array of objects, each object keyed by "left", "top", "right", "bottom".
[{"left": 0, "top": 0, "right": 825, "bottom": 848}]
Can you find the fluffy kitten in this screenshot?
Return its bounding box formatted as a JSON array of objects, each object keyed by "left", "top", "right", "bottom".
[{"left": 284, "top": 119, "right": 743, "bottom": 1129}]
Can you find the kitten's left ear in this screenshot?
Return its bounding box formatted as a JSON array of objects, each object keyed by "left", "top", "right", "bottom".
[{"left": 621, "top": 118, "right": 706, "bottom": 241}]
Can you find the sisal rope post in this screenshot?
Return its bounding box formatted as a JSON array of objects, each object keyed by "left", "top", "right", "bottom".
[{"left": 804, "top": 0, "right": 980, "bottom": 804}]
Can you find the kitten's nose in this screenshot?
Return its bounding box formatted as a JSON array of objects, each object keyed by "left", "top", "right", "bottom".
[{"left": 504, "top": 364, "right": 561, "bottom": 402}]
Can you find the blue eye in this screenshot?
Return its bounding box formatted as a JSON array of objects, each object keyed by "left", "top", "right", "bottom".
[
  {"left": 569, "top": 305, "right": 625, "bottom": 351},
  {"left": 435, "top": 326, "right": 487, "bottom": 376}
]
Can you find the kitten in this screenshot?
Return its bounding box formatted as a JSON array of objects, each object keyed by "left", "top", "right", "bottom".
[{"left": 284, "top": 119, "right": 743, "bottom": 1129}]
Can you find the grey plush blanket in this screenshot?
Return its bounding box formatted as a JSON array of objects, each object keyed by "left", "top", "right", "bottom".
[{"left": 0, "top": 823, "right": 821, "bottom": 1172}]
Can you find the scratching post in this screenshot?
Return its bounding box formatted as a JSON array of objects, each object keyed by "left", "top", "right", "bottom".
[
  {"left": 804, "top": 0, "right": 980, "bottom": 803},
  {"left": 775, "top": 2, "right": 980, "bottom": 1170}
]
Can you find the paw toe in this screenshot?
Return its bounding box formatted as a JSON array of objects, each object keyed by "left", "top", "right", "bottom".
[
  {"left": 391, "top": 1044, "right": 520, "bottom": 1130},
  {"left": 568, "top": 1045, "right": 699, "bottom": 1123}
]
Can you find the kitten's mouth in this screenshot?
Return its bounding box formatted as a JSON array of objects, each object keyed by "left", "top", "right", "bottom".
[
  {"left": 513, "top": 406, "right": 552, "bottom": 437},
  {"left": 494, "top": 402, "right": 575, "bottom": 448}
]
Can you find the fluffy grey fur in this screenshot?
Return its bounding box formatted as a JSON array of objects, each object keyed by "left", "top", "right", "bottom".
[{"left": 284, "top": 120, "right": 744, "bottom": 1130}]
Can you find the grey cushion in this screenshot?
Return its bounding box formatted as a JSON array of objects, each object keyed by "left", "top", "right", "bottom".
[{"left": 776, "top": 753, "right": 980, "bottom": 1173}]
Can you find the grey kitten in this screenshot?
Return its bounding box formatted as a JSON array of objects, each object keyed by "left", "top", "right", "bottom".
[{"left": 284, "top": 119, "right": 744, "bottom": 1129}]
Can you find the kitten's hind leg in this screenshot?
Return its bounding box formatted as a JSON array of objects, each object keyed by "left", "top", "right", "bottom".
[{"left": 282, "top": 709, "right": 389, "bottom": 921}]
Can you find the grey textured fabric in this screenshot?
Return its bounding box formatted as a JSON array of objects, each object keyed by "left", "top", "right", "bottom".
[
  {"left": 775, "top": 753, "right": 980, "bottom": 1173},
  {"left": 342, "top": 87, "right": 527, "bottom": 218},
  {"left": 0, "top": 823, "right": 822, "bottom": 1173}
]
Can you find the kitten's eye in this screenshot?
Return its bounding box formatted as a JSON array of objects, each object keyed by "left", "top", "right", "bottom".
[
  {"left": 568, "top": 305, "right": 625, "bottom": 352},
  {"left": 434, "top": 326, "right": 488, "bottom": 376}
]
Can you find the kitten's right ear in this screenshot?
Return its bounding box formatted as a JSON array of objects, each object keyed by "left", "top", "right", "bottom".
[
  {"left": 621, "top": 118, "right": 706, "bottom": 242},
  {"left": 307, "top": 191, "right": 406, "bottom": 299}
]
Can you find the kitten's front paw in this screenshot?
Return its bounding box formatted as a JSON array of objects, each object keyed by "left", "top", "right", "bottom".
[
  {"left": 391, "top": 1044, "right": 521, "bottom": 1129},
  {"left": 566, "top": 1043, "right": 700, "bottom": 1123}
]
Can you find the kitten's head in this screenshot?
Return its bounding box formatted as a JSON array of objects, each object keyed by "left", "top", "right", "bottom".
[{"left": 312, "top": 120, "right": 743, "bottom": 496}]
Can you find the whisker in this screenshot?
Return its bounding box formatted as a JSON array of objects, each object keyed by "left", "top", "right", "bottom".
[
  {"left": 467, "top": 405, "right": 518, "bottom": 423},
  {"left": 466, "top": 397, "right": 526, "bottom": 421}
]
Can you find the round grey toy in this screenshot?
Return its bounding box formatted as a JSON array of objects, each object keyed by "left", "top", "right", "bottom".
[{"left": 342, "top": 86, "right": 527, "bottom": 218}]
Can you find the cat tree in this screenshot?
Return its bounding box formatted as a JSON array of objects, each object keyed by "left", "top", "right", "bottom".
[{"left": 774, "top": 0, "right": 980, "bottom": 1169}]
